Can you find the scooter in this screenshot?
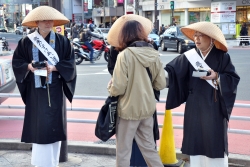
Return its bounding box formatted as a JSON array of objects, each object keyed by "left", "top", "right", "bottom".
[{"left": 72, "top": 29, "right": 110, "bottom": 65}]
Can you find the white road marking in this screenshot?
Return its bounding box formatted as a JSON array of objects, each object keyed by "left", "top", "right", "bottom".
[
  {"left": 89, "top": 65, "right": 107, "bottom": 67},
  {"left": 77, "top": 73, "right": 109, "bottom": 75}
]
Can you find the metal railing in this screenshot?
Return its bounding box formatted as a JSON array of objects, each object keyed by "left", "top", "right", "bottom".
[{"left": 0, "top": 93, "right": 250, "bottom": 135}]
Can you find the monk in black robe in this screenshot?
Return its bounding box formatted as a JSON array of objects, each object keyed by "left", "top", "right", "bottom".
[
  {"left": 12, "top": 6, "right": 76, "bottom": 167},
  {"left": 164, "top": 22, "right": 240, "bottom": 167}
]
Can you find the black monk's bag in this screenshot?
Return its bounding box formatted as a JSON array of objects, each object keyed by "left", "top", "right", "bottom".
[{"left": 95, "top": 96, "right": 118, "bottom": 141}]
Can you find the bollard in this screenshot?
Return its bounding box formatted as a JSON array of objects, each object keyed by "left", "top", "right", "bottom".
[{"left": 159, "top": 110, "right": 184, "bottom": 167}]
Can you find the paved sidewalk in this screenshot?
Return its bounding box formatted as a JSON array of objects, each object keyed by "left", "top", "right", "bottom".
[
  {"left": 1, "top": 139, "right": 250, "bottom": 167},
  {"left": 0, "top": 139, "right": 190, "bottom": 167},
  {"left": 0, "top": 150, "right": 117, "bottom": 167}
]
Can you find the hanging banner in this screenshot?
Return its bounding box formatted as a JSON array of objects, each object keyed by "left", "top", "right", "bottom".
[
  {"left": 88, "top": 0, "right": 92, "bottom": 9},
  {"left": 84, "top": 2, "right": 88, "bottom": 13}
]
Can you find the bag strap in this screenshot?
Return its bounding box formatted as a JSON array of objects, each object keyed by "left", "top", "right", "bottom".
[
  {"left": 146, "top": 67, "right": 152, "bottom": 82},
  {"left": 146, "top": 67, "right": 160, "bottom": 101}
]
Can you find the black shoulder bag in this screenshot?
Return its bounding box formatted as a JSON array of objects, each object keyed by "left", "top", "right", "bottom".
[
  {"left": 95, "top": 96, "right": 118, "bottom": 141},
  {"left": 146, "top": 67, "right": 160, "bottom": 141}
]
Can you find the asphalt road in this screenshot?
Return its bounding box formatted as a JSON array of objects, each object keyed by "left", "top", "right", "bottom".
[{"left": 1, "top": 32, "right": 249, "bottom": 101}]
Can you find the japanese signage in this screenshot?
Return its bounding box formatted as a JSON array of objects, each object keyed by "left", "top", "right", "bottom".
[
  {"left": 88, "top": 0, "right": 92, "bottom": 9},
  {"left": 211, "top": 1, "right": 236, "bottom": 23}
]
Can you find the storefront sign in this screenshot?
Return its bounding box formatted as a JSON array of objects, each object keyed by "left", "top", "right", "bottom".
[
  {"left": 242, "top": 0, "right": 250, "bottom": 4},
  {"left": 73, "top": 0, "right": 82, "bottom": 13},
  {"left": 211, "top": 1, "right": 236, "bottom": 23}
]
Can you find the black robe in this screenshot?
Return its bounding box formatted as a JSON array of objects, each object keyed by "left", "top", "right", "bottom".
[
  {"left": 12, "top": 32, "right": 77, "bottom": 144},
  {"left": 164, "top": 46, "right": 240, "bottom": 158}
]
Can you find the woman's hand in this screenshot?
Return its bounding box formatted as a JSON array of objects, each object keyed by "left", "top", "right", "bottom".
[{"left": 200, "top": 69, "right": 218, "bottom": 80}]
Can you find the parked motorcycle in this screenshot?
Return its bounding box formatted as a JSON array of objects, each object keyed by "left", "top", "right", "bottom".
[{"left": 72, "top": 29, "right": 110, "bottom": 65}]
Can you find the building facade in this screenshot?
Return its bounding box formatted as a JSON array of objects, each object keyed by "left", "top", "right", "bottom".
[{"left": 139, "top": 0, "right": 250, "bottom": 37}]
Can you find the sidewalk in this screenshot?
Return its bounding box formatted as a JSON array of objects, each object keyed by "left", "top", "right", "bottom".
[
  {"left": 0, "top": 139, "right": 191, "bottom": 167},
  {"left": 0, "top": 139, "right": 250, "bottom": 167},
  {"left": 226, "top": 39, "right": 250, "bottom": 48}
]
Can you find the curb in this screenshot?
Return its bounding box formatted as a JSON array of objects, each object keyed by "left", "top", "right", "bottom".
[{"left": 0, "top": 139, "right": 249, "bottom": 166}]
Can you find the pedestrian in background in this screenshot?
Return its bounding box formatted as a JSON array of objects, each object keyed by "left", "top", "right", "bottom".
[
  {"left": 79, "top": 23, "right": 100, "bottom": 63},
  {"left": 159, "top": 24, "right": 165, "bottom": 35},
  {"left": 107, "top": 14, "right": 166, "bottom": 167},
  {"left": 164, "top": 21, "right": 240, "bottom": 167},
  {"left": 71, "top": 22, "right": 78, "bottom": 39},
  {"left": 12, "top": 6, "right": 77, "bottom": 167},
  {"left": 239, "top": 23, "right": 249, "bottom": 46}
]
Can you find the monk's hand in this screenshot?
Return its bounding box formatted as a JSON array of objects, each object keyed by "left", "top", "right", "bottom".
[
  {"left": 28, "top": 62, "right": 37, "bottom": 73},
  {"left": 200, "top": 69, "right": 218, "bottom": 80},
  {"left": 45, "top": 61, "right": 57, "bottom": 74}
]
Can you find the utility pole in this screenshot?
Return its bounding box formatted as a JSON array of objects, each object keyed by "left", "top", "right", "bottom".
[
  {"left": 103, "top": 0, "right": 106, "bottom": 27},
  {"left": 154, "top": 0, "right": 158, "bottom": 31},
  {"left": 82, "top": 0, "right": 84, "bottom": 23},
  {"left": 48, "top": 0, "right": 68, "bottom": 163},
  {"left": 170, "top": 1, "right": 174, "bottom": 25}
]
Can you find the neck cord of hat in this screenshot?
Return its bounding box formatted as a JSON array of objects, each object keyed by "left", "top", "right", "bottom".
[{"left": 199, "top": 38, "right": 214, "bottom": 54}]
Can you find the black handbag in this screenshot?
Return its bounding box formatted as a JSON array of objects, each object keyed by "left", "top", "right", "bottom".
[
  {"left": 146, "top": 67, "right": 160, "bottom": 141},
  {"left": 95, "top": 96, "right": 118, "bottom": 141}
]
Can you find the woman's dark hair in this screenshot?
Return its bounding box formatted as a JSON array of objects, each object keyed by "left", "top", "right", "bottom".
[{"left": 117, "top": 20, "right": 148, "bottom": 51}]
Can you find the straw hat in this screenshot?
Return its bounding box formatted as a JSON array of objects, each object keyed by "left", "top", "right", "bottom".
[
  {"left": 181, "top": 22, "right": 228, "bottom": 52},
  {"left": 22, "top": 6, "right": 69, "bottom": 27},
  {"left": 107, "top": 14, "right": 153, "bottom": 47}
]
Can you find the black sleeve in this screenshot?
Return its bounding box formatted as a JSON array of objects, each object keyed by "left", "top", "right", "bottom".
[
  {"left": 12, "top": 37, "right": 33, "bottom": 104},
  {"left": 54, "top": 35, "right": 77, "bottom": 102},
  {"left": 107, "top": 46, "right": 119, "bottom": 75},
  {"left": 164, "top": 54, "right": 190, "bottom": 109},
  {"left": 218, "top": 53, "right": 240, "bottom": 120}
]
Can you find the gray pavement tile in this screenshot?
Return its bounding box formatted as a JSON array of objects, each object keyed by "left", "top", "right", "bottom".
[
  {"left": 0, "top": 157, "right": 11, "bottom": 166},
  {"left": 0, "top": 150, "right": 7, "bottom": 156},
  {"left": 2, "top": 151, "right": 31, "bottom": 164}
]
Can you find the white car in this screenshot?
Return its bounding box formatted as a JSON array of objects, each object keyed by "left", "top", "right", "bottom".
[{"left": 0, "top": 59, "right": 16, "bottom": 104}]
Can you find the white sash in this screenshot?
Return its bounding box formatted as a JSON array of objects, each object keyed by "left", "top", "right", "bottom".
[
  {"left": 27, "top": 31, "right": 59, "bottom": 65},
  {"left": 184, "top": 48, "right": 217, "bottom": 89}
]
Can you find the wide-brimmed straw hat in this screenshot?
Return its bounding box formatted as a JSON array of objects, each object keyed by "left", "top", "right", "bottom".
[
  {"left": 181, "top": 22, "right": 228, "bottom": 52},
  {"left": 107, "top": 14, "right": 153, "bottom": 47},
  {"left": 22, "top": 6, "right": 69, "bottom": 27}
]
